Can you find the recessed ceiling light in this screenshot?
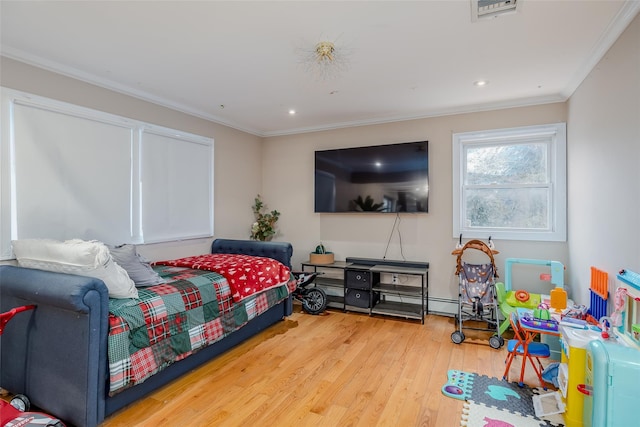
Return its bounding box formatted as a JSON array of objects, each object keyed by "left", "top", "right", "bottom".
[
  {"left": 474, "top": 80, "right": 489, "bottom": 87},
  {"left": 289, "top": 109, "right": 296, "bottom": 115}
]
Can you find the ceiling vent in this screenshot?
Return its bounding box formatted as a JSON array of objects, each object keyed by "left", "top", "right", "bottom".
[{"left": 471, "top": 0, "right": 521, "bottom": 21}]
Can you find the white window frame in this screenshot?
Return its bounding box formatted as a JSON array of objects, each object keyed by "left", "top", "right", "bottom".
[{"left": 452, "top": 123, "right": 566, "bottom": 242}]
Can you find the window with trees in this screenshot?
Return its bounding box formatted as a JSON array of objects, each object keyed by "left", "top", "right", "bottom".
[{"left": 452, "top": 123, "right": 566, "bottom": 241}]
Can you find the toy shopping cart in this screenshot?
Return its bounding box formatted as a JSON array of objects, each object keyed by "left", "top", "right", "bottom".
[
  {"left": 1, "top": 305, "right": 66, "bottom": 427},
  {"left": 451, "top": 238, "right": 504, "bottom": 349}
]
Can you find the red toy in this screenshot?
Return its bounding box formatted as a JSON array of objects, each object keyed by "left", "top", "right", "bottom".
[{"left": 0, "top": 305, "right": 66, "bottom": 427}]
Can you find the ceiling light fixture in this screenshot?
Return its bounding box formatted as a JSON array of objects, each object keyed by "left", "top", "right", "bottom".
[
  {"left": 299, "top": 38, "right": 350, "bottom": 81},
  {"left": 474, "top": 80, "right": 489, "bottom": 87},
  {"left": 316, "top": 41, "right": 335, "bottom": 62}
]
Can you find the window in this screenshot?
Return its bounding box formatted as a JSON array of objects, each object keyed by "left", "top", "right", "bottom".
[
  {"left": 0, "top": 88, "right": 214, "bottom": 259},
  {"left": 452, "top": 123, "right": 566, "bottom": 241}
]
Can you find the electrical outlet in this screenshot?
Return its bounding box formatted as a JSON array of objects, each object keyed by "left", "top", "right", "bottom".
[{"left": 392, "top": 274, "right": 399, "bottom": 284}]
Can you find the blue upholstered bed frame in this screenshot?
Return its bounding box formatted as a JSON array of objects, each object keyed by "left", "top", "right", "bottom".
[{"left": 0, "top": 239, "right": 293, "bottom": 427}]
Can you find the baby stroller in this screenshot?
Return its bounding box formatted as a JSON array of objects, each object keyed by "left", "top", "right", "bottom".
[
  {"left": 450, "top": 238, "right": 504, "bottom": 349},
  {"left": 291, "top": 272, "right": 328, "bottom": 315}
]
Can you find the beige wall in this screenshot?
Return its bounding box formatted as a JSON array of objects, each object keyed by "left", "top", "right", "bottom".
[
  {"left": 263, "top": 104, "right": 569, "bottom": 310},
  {"left": 3, "top": 9, "right": 638, "bottom": 310},
  {"left": 0, "top": 57, "right": 264, "bottom": 261},
  {"left": 567, "top": 13, "right": 640, "bottom": 305}
]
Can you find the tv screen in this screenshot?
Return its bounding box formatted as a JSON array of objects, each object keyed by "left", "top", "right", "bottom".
[{"left": 314, "top": 141, "right": 428, "bottom": 213}]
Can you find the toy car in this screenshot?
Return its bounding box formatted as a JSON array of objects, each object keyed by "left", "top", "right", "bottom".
[
  {"left": 1, "top": 305, "right": 66, "bottom": 426},
  {"left": 1, "top": 394, "right": 65, "bottom": 427}
]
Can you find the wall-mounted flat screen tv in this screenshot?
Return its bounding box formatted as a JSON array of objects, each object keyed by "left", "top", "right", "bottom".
[{"left": 314, "top": 141, "right": 428, "bottom": 213}]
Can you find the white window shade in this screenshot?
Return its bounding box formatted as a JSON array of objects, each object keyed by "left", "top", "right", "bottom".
[
  {"left": 11, "top": 101, "right": 134, "bottom": 245},
  {"left": 0, "top": 89, "right": 214, "bottom": 259},
  {"left": 140, "top": 129, "right": 213, "bottom": 243}
]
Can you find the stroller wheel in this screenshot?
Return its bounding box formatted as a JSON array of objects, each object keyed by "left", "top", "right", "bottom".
[
  {"left": 302, "top": 288, "right": 327, "bottom": 315},
  {"left": 451, "top": 331, "right": 465, "bottom": 344},
  {"left": 489, "top": 334, "right": 503, "bottom": 349}
]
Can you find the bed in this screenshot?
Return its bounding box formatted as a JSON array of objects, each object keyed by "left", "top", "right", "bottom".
[{"left": 0, "top": 239, "right": 294, "bottom": 427}]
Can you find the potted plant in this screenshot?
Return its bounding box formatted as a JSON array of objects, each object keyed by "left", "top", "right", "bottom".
[{"left": 250, "top": 194, "right": 280, "bottom": 241}]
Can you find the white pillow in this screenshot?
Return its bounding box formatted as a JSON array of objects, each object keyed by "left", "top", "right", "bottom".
[{"left": 12, "top": 238, "right": 138, "bottom": 299}]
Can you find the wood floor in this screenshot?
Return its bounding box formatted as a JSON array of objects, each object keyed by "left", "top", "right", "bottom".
[{"left": 101, "top": 305, "right": 545, "bottom": 427}]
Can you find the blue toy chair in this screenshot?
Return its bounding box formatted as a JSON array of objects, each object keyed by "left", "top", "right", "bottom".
[{"left": 502, "top": 312, "right": 550, "bottom": 387}]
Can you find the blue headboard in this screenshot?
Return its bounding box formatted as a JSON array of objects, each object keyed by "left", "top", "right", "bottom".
[{"left": 210, "top": 239, "right": 293, "bottom": 270}]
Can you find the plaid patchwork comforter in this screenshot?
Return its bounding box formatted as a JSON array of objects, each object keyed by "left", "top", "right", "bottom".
[
  {"left": 107, "top": 264, "right": 291, "bottom": 395},
  {"left": 154, "top": 253, "right": 292, "bottom": 302}
]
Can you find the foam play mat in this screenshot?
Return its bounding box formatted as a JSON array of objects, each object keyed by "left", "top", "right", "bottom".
[{"left": 442, "top": 370, "right": 565, "bottom": 427}]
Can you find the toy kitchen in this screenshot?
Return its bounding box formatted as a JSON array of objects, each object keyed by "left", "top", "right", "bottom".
[{"left": 561, "top": 269, "right": 640, "bottom": 427}]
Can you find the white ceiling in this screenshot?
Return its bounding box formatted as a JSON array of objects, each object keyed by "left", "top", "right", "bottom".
[{"left": 1, "top": 1, "right": 639, "bottom": 137}]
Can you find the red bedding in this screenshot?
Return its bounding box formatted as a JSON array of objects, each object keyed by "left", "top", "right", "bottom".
[{"left": 154, "top": 253, "right": 293, "bottom": 302}]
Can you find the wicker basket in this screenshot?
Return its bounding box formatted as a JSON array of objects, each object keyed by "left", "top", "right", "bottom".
[{"left": 309, "top": 252, "right": 334, "bottom": 265}]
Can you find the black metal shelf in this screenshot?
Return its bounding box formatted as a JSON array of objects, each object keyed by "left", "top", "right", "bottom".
[
  {"left": 315, "top": 276, "right": 344, "bottom": 289},
  {"left": 301, "top": 259, "right": 429, "bottom": 323},
  {"left": 371, "top": 301, "right": 423, "bottom": 320},
  {"left": 372, "top": 283, "right": 422, "bottom": 298}
]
